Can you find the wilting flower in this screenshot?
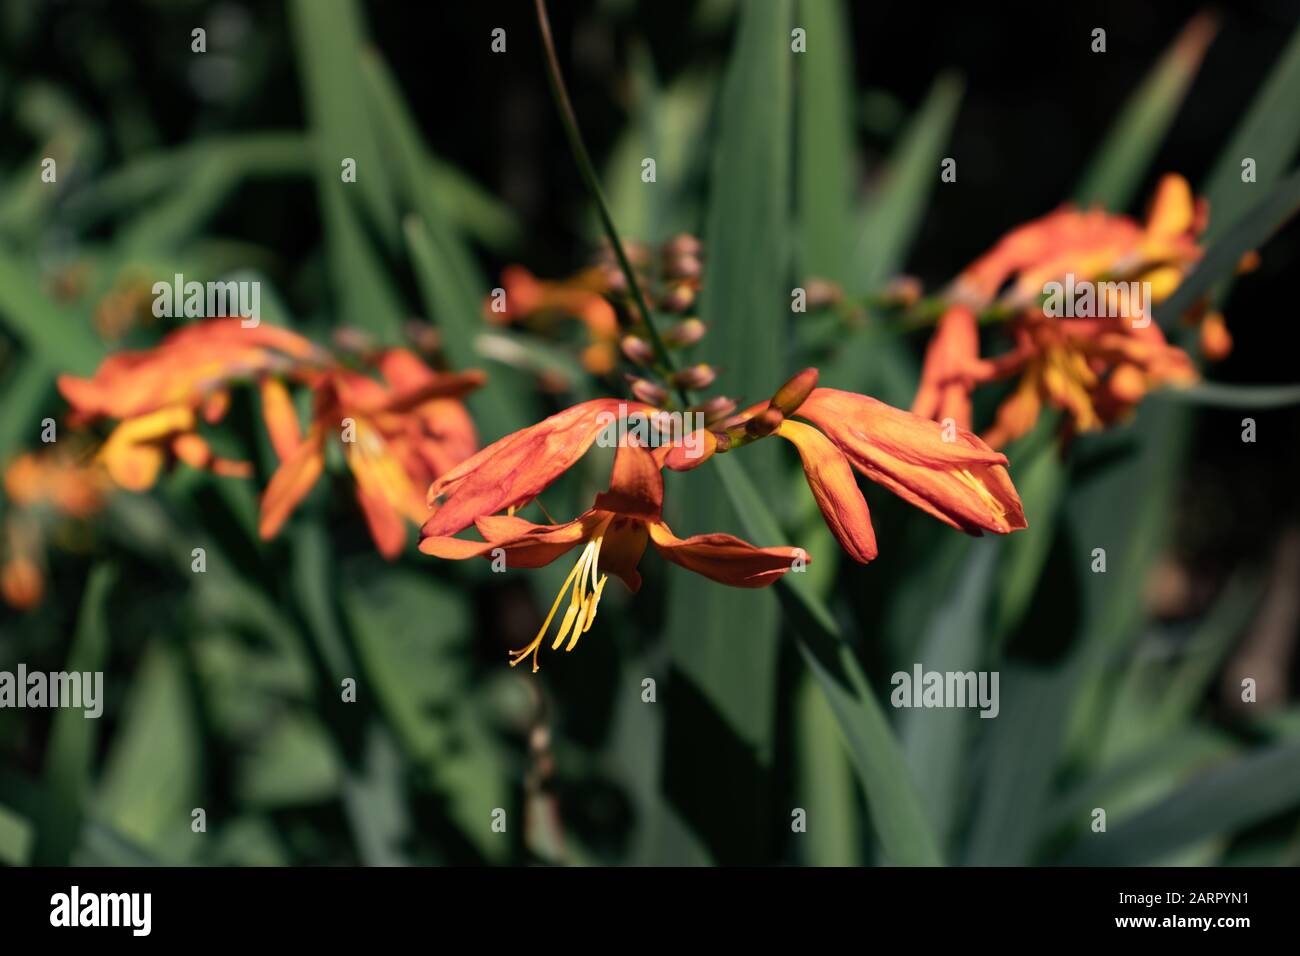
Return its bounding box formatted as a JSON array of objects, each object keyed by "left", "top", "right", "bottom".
[
  {"left": 58, "top": 318, "right": 328, "bottom": 490},
  {"left": 487, "top": 265, "right": 620, "bottom": 375},
  {"left": 914, "top": 174, "right": 1244, "bottom": 448},
  {"left": 422, "top": 437, "right": 805, "bottom": 670},
  {"left": 258, "top": 350, "right": 484, "bottom": 559},
  {"left": 669, "top": 369, "right": 1027, "bottom": 563}
]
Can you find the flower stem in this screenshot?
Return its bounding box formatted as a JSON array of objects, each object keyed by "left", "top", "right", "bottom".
[{"left": 533, "top": 0, "right": 690, "bottom": 403}]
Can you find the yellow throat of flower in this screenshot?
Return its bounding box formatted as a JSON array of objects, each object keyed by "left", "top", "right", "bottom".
[{"left": 509, "top": 516, "right": 612, "bottom": 672}]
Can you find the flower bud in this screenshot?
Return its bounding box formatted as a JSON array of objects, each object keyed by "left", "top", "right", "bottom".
[
  {"left": 770, "top": 367, "right": 819, "bottom": 416},
  {"left": 620, "top": 335, "right": 656, "bottom": 365},
  {"left": 664, "top": 254, "right": 703, "bottom": 281},
  {"left": 671, "top": 363, "right": 717, "bottom": 390},
  {"left": 629, "top": 377, "right": 669, "bottom": 406},
  {"left": 690, "top": 396, "right": 737, "bottom": 426},
  {"left": 803, "top": 277, "right": 842, "bottom": 309},
  {"left": 662, "top": 281, "right": 697, "bottom": 312},
  {"left": 1200, "top": 311, "right": 1232, "bottom": 361},
  {"left": 662, "top": 233, "right": 702, "bottom": 259},
  {"left": 881, "top": 275, "right": 923, "bottom": 307},
  {"left": 665, "top": 318, "right": 707, "bottom": 346},
  {"left": 744, "top": 406, "right": 785, "bottom": 438}
]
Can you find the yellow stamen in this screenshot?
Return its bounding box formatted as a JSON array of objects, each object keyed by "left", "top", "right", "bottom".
[
  {"left": 508, "top": 518, "right": 611, "bottom": 672},
  {"left": 955, "top": 468, "right": 1008, "bottom": 529}
]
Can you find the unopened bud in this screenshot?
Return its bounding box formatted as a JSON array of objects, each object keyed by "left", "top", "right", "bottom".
[
  {"left": 690, "top": 396, "right": 736, "bottom": 426},
  {"left": 662, "top": 233, "right": 702, "bottom": 259},
  {"left": 664, "top": 254, "right": 703, "bottom": 281},
  {"left": 804, "top": 277, "right": 842, "bottom": 309},
  {"left": 672, "top": 363, "right": 717, "bottom": 390},
  {"left": 1200, "top": 312, "right": 1232, "bottom": 361},
  {"left": 745, "top": 406, "right": 785, "bottom": 438},
  {"left": 332, "top": 327, "right": 375, "bottom": 355},
  {"left": 629, "top": 377, "right": 669, "bottom": 406},
  {"left": 621, "top": 335, "right": 656, "bottom": 365},
  {"left": 770, "top": 368, "right": 819, "bottom": 416},
  {"left": 665, "top": 318, "right": 707, "bottom": 346},
  {"left": 882, "top": 275, "right": 923, "bottom": 307},
  {"left": 662, "top": 281, "right": 697, "bottom": 312}
]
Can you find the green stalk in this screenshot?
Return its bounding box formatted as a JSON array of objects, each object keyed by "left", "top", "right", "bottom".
[{"left": 533, "top": 0, "right": 689, "bottom": 402}]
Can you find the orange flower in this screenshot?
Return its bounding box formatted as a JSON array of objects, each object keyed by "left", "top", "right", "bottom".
[
  {"left": 914, "top": 174, "right": 1235, "bottom": 447},
  {"left": 981, "top": 313, "right": 1197, "bottom": 448},
  {"left": 4, "top": 449, "right": 110, "bottom": 519},
  {"left": 487, "top": 266, "right": 620, "bottom": 374},
  {"left": 258, "top": 350, "right": 484, "bottom": 559},
  {"left": 911, "top": 305, "right": 988, "bottom": 431},
  {"left": 421, "top": 439, "right": 805, "bottom": 670},
  {"left": 950, "top": 174, "right": 1205, "bottom": 310},
  {"left": 424, "top": 397, "right": 655, "bottom": 538},
  {"left": 58, "top": 318, "right": 327, "bottom": 490},
  {"left": 668, "top": 370, "right": 1026, "bottom": 563}
]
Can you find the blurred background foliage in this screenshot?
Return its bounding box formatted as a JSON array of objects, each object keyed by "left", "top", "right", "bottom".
[{"left": 2, "top": 0, "right": 1300, "bottom": 866}]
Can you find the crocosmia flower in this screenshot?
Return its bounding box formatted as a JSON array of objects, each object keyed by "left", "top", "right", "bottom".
[{"left": 421, "top": 438, "right": 805, "bottom": 670}]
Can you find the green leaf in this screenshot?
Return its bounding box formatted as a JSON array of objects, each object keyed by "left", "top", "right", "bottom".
[
  {"left": 900, "top": 541, "right": 996, "bottom": 848},
  {"left": 850, "top": 72, "right": 963, "bottom": 294},
  {"left": 34, "top": 563, "right": 115, "bottom": 865},
  {"left": 1060, "top": 740, "right": 1300, "bottom": 865},
  {"left": 0, "top": 249, "right": 103, "bottom": 375},
  {"left": 713, "top": 456, "right": 943, "bottom": 865},
  {"left": 95, "top": 641, "right": 202, "bottom": 861},
  {"left": 1073, "top": 13, "right": 1217, "bottom": 209},
  {"left": 289, "top": 0, "right": 404, "bottom": 341},
  {"left": 795, "top": 0, "right": 855, "bottom": 283},
  {"left": 1155, "top": 165, "right": 1300, "bottom": 326},
  {"left": 1152, "top": 380, "right": 1300, "bottom": 408},
  {"left": 793, "top": 672, "right": 861, "bottom": 865},
  {"left": 657, "top": 0, "right": 794, "bottom": 864},
  {"left": 0, "top": 803, "right": 34, "bottom": 866}
]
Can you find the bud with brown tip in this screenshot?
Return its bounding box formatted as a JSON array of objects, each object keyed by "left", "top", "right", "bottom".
[
  {"left": 744, "top": 406, "right": 785, "bottom": 438},
  {"left": 770, "top": 368, "right": 819, "bottom": 416}
]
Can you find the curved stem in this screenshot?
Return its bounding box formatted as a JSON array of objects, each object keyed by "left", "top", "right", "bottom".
[{"left": 533, "top": 0, "right": 691, "bottom": 403}]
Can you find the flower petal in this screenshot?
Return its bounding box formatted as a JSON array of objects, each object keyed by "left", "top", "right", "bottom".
[
  {"left": 424, "top": 398, "right": 651, "bottom": 536},
  {"left": 258, "top": 428, "right": 325, "bottom": 540},
  {"left": 797, "top": 388, "right": 1026, "bottom": 535},
  {"left": 260, "top": 377, "right": 303, "bottom": 461},
  {"left": 647, "top": 520, "right": 806, "bottom": 588},
  {"left": 592, "top": 440, "right": 663, "bottom": 519},
  {"left": 776, "top": 420, "right": 877, "bottom": 563}
]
